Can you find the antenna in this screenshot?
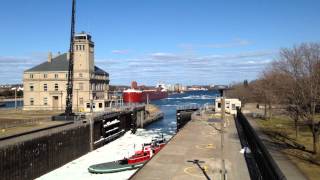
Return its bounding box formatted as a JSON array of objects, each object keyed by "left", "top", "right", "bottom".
[{"left": 65, "top": 0, "right": 76, "bottom": 117}]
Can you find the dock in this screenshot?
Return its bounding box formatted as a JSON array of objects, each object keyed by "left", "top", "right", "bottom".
[{"left": 131, "top": 110, "right": 250, "bottom": 179}]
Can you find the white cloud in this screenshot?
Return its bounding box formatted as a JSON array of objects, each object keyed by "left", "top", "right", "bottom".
[
  {"left": 111, "top": 50, "right": 130, "bottom": 54},
  {"left": 0, "top": 53, "right": 47, "bottom": 84},
  {"left": 99, "top": 50, "right": 276, "bottom": 85},
  {"left": 0, "top": 49, "right": 276, "bottom": 85},
  {"left": 179, "top": 38, "right": 252, "bottom": 50},
  {"left": 149, "top": 52, "right": 183, "bottom": 60}
]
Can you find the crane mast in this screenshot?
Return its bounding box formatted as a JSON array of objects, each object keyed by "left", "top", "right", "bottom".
[{"left": 65, "top": 0, "right": 76, "bottom": 117}]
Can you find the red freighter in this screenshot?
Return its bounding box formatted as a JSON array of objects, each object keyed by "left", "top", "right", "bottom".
[{"left": 123, "top": 81, "right": 168, "bottom": 103}]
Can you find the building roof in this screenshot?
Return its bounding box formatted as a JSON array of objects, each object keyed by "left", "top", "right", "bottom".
[
  {"left": 25, "top": 53, "right": 69, "bottom": 72},
  {"left": 94, "top": 66, "right": 108, "bottom": 75},
  {"left": 25, "top": 53, "right": 109, "bottom": 76}
]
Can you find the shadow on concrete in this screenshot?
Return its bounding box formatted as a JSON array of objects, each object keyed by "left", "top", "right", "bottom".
[{"left": 187, "top": 159, "right": 211, "bottom": 180}]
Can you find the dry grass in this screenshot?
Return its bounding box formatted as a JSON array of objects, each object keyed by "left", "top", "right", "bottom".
[
  {"left": 256, "top": 115, "right": 320, "bottom": 180},
  {"left": 0, "top": 109, "right": 65, "bottom": 138},
  {"left": 0, "top": 109, "right": 62, "bottom": 122}
]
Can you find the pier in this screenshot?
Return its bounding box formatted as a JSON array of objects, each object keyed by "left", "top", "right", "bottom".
[{"left": 131, "top": 108, "right": 250, "bottom": 179}]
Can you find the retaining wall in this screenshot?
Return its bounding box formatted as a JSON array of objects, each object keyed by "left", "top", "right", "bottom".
[{"left": 0, "top": 122, "right": 90, "bottom": 180}]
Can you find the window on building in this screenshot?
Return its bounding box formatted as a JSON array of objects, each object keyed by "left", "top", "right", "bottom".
[
  {"left": 82, "top": 45, "right": 85, "bottom": 50},
  {"left": 54, "top": 83, "right": 58, "bottom": 91},
  {"left": 30, "top": 84, "right": 34, "bottom": 91},
  {"left": 79, "top": 83, "right": 84, "bottom": 90},
  {"left": 86, "top": 103, "right": 90, "bottom": 108},
  {"left": 232, "top": 104, "right": 236, "bottom": 110},
  {"left": 79, "top": 73, "right": 83, "bottom": 78},
  {"left": 79, "top": 98, "right": 83, "bottom": 105},
  {"left": 99, "top": 103, "right": 103, "bottom": 108},
  {"left": 29, "top": 74, "right": 33, "bottom": 79},
  {"left": 30, "top": 98, "right": 34, "bottom": 105},
  {"left": 43, "top": 74, "right": 48, "bottom": 78},
  {"left": 54, "top": 74, "right": 58, "bottom": 79},
  {"left": 44, "top": 84, "right": 47, "bottom": 91},
  {"left": 65, "top": 74, "right": 68, "bottom": 79},
  {"left": 218, "top": 102, "right": 221, "bottom": 108},
  {"left": 44, "top": 97, "right": 48, "bottom": 105}
]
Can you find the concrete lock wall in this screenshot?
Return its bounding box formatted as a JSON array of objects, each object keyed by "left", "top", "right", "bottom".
[
  {"left": 136, "top": 110, "right": 145, "bottom": 128},
  {"left": 0, "top": 123, "right": 91, "bottom": 180},
  {"left": 0, "top": 109, "right": 143, "bottom": 180}
]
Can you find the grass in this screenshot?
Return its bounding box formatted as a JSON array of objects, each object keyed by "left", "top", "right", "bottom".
[
  {"left": 256, "top": 115, "right": 320, "bottom": 180},
  {"left": 0, "top": 109, "right": 65, "bottom": 138},
  {"left": 0, "top": 109, "right": 62, "bottom": 121}
]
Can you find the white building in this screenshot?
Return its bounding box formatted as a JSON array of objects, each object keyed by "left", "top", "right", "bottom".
[
  {"left": 23, "top": 33, "right": 110, "bottom": 112},
  {"left": 215, "top": 97, "right": 241, "bottom": 115}
]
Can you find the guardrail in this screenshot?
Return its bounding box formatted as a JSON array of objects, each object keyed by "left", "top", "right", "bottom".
[
  {"left": 176, "top": 104, "right": 201, "bottom": 111},
  {"left": 236, "top": 108, "right": 286, "bottom": 180}
]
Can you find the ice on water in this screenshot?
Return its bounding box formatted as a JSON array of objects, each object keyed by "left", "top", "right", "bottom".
[{"left": 38, "top": 129, "right": 173, "bottom": 180}]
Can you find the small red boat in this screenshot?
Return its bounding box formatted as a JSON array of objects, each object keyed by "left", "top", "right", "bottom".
[{"left": 88, "top": 137, "right": 166, "bottom": 173}]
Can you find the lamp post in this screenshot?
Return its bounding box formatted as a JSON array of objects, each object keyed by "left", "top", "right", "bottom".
[
  {"left": 14, "top": 88, "right": 17, "bottom": 109},
  {"left": 60, "top": 91, "right": 63, "bottom": 111},
  {"left": 11, "top": 87, "right": 19, "bottom": 109},
  {"left": 219, "top": 89, "right": 226, "bottom": 180},
  {"left": 75, "top": 88, "right": 79, "bottom": 112}
]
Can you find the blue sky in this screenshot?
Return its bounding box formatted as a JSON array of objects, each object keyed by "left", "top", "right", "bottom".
[{"left": 1, "top": 0, "right": 320, "bottom": 85}]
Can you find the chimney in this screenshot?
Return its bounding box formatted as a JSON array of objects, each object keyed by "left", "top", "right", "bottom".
[
  {"left": 67, "top": 52, "right": 70, "bottom": 60},
  {"left": 48, "top": 52, "right": 52, "bottom": 63}
]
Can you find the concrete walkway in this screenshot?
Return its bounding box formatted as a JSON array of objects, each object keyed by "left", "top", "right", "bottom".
[{"left": 131, "top": 112, "right": 250, "bottom": 180}]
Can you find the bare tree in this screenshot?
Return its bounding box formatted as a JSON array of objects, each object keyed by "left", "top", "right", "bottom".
[{"left": 272, "top": 43, "right": 320, "bottom": 153}]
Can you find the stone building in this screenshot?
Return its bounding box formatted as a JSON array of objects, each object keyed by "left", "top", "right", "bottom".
[{"left": 23, "top": 33, "right": 110, "bottom": 112}]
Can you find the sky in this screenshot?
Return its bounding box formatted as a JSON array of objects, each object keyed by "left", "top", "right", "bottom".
[{"left": 0, "top": 0, "right": 320, "bottom": 86}]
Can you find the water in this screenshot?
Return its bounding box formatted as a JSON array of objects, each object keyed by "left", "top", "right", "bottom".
[
  {"left": 0, "top": 100, "right": 23, "bottom": 108},
  {"left": 0, "top": 91, "right": 218, "bottom": 136},
  {"left": 144, "top": 90, "right": 219, "bottom": 137},
  {"left": 37, "top": 90, "right": 220, "bottom": 180}
]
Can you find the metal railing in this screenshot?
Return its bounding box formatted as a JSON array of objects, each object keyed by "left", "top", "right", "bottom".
[
  {"left": 236, "top": 108, "right": 286, "bottom": 180},
  {"left": 176, "top": 104, "right": 201, "bottom": 111}
]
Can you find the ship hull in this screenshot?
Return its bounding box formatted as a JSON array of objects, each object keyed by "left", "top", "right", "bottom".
[
  {"left": 123, "top": 91, "right": 168, "bottom": 103},
  {"left": 88, "top": 161, "right": 144, "bottom": 174},
  {"left": 122, "top": 91, "right": 142, "bottom": 103}
]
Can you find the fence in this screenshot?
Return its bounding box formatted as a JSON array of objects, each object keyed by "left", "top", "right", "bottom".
[{"left": 236, "top": 108, "right": 286, "bottom": 180}]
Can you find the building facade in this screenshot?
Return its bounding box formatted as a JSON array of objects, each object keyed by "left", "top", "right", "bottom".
[
  {"left": 23, "top": 33, "right": 110, "bottom": 112},
  {"left": 215, "top": 97, "right": 241, "bottom": 115}
]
